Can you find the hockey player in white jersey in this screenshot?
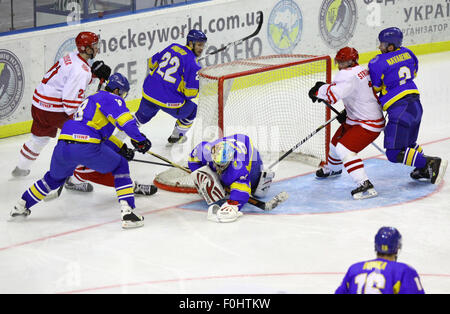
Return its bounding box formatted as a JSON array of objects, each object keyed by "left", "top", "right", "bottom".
[
  {"left": 12, "top": 31, "right": 111, "bottom": 192},
  {"left": 308, "top": 47, "right": 385, "bottom": 199}
]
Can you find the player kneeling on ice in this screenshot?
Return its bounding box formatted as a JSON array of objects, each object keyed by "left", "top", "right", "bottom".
[
  {"left": 188, "top": 134, "right": 275, "bottom": 223},
  {"left": 10, "top": 73, "right": 152, "bottom": 229},
  {"left": 308, "top": 47, "right": 385, "bottom": 200}
]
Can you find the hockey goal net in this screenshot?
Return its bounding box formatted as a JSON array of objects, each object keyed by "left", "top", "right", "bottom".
[{"left": 154, "top": 54, "right": 332, "bottom": 193}]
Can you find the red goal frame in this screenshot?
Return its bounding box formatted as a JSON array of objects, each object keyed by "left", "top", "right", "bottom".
[{"left": 199, "top": 54, "right": 332, "bottom": 164}]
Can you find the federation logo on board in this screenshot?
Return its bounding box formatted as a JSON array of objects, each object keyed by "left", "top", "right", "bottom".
[
  {"left": 319, "top": 0, "right": 357, "bottom": 49},
  {"left": 267, "top": 0, "right": 303, "bottom": 54},
  {"left": 54, "top": 37, "right": 77, "bottom": 64},
  {"left": 0, "top": 49, "right": 24, "bottom": 120}
]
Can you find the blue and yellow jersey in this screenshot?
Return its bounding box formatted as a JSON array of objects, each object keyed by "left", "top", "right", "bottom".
[
  {"left": 142, "top": 43, "right": 201, "bottom": 109},
  {"left": 335, "top": 258, "right": 424, "bottom": 294},
  {"left": 188, "top": 134, "right": 263, "bottom": 209},
  {"left": 59, "top": 90, "right": 145, "bottom": 148},
  {"left": 368, "top": 47, "right": 420, "bottom": 111}
]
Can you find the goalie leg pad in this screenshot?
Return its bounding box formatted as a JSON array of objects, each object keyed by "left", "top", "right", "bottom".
[
  {"left": 253, "top": 170, "right": 275, "bottom": 198},
  {"left": 191, "top": 165, "right": 226, "bottom": 205}
]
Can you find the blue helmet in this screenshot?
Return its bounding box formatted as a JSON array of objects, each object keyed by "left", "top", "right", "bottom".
[
  {"left": 375, "top": 227, "right": 402, "bottom": 255},
  {"left": 106, "top": 73, "right": 130, "bottom": 98},
  {"left": 378, "top": 27, "right": 403, "bottom": 48},
  {"left": 186, "top": 29, "right": 207, "bottom": 44}
]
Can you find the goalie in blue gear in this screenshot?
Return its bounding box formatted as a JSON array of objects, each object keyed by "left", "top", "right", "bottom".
[{"left": 188, "top": 134, "right": 275, "bottom": 223}]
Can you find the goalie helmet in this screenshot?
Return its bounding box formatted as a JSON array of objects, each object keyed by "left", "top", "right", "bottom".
[
  {"left": 211, "top": 141, "right": 235, "bottom": 171},
  {"left": 378, "top": 27, "right": 403, "bottom": 48},
  {"left": 375, "top": 227, "right": 402, "bottom": 255},
  {"left": 106, "top": 73, "right": 130, "bottom": 98},
  {"left": 75, "top": 31, "right": 99, "bottom": 53}
]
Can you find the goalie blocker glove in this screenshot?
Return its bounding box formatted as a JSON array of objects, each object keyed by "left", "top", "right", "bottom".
[{"left": 91, "top": 60, "right": 111, "bottom": 81}]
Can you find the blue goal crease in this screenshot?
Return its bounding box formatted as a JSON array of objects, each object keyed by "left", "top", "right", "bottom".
[{"left": 179, "top": 159, "right": 438, "bottom": 215}]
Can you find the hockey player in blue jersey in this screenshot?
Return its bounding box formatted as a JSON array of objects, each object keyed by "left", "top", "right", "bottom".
[
  {"left": 133, "top": 29, "right": 207, "bottom": 145},
  {"left": 188, "top": 134, "right": 274, "bottom": 223},
  {"left": 335, "top": 226, "right": 425, "bottom": 294},
  {"left": 10, "top": 73, "right": 152, "bottom": 229},
  {"left": 368, "top": 27, "right": 447, "bottom": 184}
]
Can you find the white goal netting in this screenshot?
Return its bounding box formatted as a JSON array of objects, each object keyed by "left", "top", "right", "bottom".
[{"left": 154, "top": 54, "right": 331, "bottom": 193}]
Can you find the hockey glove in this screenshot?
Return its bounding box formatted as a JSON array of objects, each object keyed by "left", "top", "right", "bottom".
[
  {"left": 91, "top": 60, "right": 111, "bottom": 81},
  {"left": 118, "top": 143, "right": 135, "bottom": 161},
  {"left": 131, "top": 135, "right": 152, "bottom": 153},
  {"left": 337, "top": 109, "right": 347, "bottom": 124},
  {"left": 308, "top": 81, "right": 327, "bottom": 103}
]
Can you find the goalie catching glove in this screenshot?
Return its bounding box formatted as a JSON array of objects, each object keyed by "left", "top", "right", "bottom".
[
  {"left": 191, "top": 166, "right": 243, "bottom": 223},
  {"left": 207, "top": 200, "right": 243, "bottom": 223}
]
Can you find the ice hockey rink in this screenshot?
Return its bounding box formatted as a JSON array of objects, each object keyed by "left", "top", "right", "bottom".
[{"left": 0, "top": 51, "right": 449, "bottom": 294}]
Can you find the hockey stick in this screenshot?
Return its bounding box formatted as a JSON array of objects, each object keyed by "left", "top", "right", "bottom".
[
  {"left": 146, "top": 150, "right": 287, "bottom": 211},
  {"left": 132, "top": 158, "right": 176, "bottom": 168},
  {"left": 321, "top": 100, "right": 386, "bottom": 155},
  {"left": 267, "top": 112, "right": 341, "bottom": 170},
  {"left": 197, "top": 11, "right": 263, "bottom": 63},
  {"left": 146, "top": 151, "right": 191, "bottom": 172}
]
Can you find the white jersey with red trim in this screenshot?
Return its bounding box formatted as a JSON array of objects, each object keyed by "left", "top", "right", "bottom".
[
  {"left": 32, "top": 52, "right": 92, "bottom": 115},
  {"left": 317, "top": 65, "right": 385, "bottom": 132}
]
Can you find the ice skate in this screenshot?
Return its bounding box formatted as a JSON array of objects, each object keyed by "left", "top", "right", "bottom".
[
  {"left": 10, "top": 199, "right": 31, "bottom": 218},
  {"left": 64, "top": 177, "right": 94, "bottom": 192},
  {"left": 11, "top": 166, "right": 30, "bottom": 177},
  {"left": 410, "top": 167, "right": 430, "bottom": 181},
  {"left": 167, "top": 133, "right": 187, "bottom": 145},
  {"left": 425, "top": 157, "right": 448, "bottom": 185},
  {"left": 351, "top": 180, "right": 378, "bottom": 200},
  {"left": 315, "top": 167, "right": 342, "bottom": 179},
  {"left": 134, "top": 182, "right": 158, "bottom": 196},
  {"left": 120, "top": 201, "right": 144, "bottom": 229}
]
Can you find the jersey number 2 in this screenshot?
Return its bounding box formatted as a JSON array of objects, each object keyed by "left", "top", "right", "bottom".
[{"left": 398, "top": 66, "right": 412, "bottom": 85}]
